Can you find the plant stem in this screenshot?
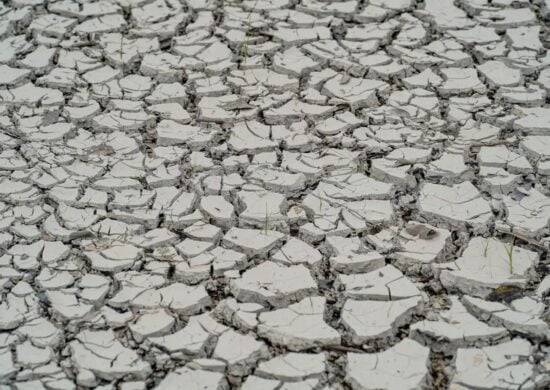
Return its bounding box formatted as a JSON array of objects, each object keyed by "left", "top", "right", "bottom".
[
  {"left": 263, "top": 203, "right": 268, "bottom": 235},
  {"left": 120, "top": 35, "right": 124, "bottom": 64},
  {"left": 504, "top": 238, "right": 515, "bottom": 274},
  {"left": 483, "top": 239, "right": 490, "bottom": 257},
  {"left": 241, "top": 0, "right": 259, "bottom": 65}
]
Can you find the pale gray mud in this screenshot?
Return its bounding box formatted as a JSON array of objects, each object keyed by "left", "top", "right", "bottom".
[{"left": 0, "top": 0, "right": 549, "bottom": 389}]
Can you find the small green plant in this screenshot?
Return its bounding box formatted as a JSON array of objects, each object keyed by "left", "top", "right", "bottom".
[
  {"left": 503, "top": 237, "right": 516, "bottom": 274},
  {"left": 358, "top": 162, "right": 369, "bottom": 174},
  {"left": 482, "top": 239, "right": 490, "bottom": 257},
  {"left": 241, "top": 25, "right": 251, "bottom": 65},
  {"left": 119, "top": 34, "right": 124, "bottom": 64},
  {"left": 263, "top": 203, "right": 269, "bottom": 235},
  {"left": 241, "top": 0, "right": 259, "bottom": 65}
]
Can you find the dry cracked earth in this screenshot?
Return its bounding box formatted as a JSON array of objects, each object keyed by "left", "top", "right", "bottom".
[{"left": 1, "top": 0, "right": 550, "bottom": 389}]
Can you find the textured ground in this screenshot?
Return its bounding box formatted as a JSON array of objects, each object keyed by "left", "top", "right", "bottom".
[{"left": 0, "top": 0, "right": 550, "bottom": 389}]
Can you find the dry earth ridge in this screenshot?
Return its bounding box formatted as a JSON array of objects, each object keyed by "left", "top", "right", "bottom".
[{"left": 0, "top": 0, "right": 549, "bottom": 389}]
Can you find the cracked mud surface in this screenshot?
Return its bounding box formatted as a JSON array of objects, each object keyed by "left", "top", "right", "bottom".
[{"left": 0, "top": 0, "right": 549, "bottom": 389}]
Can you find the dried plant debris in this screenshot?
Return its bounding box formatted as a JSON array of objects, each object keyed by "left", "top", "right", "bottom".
[{"left": 0, "top": 0, "right": 549, "bottom": 389}]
